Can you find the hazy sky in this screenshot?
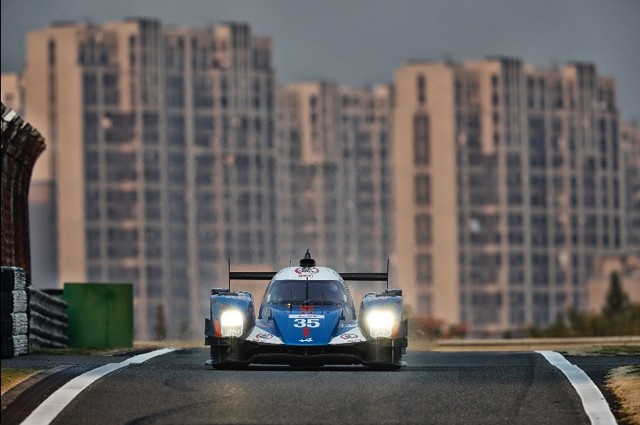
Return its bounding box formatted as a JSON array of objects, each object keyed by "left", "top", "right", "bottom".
[{"left": 2, "top": 0, "right": 638, "bottom": 121}]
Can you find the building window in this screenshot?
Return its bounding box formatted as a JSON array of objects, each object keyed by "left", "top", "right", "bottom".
[
  {"left": 415, "top": 253, "right": 432, "bottom": 285},
  {"left": 415, "top": 214, "right": 432, "bottom": 245},
  {"left": 82, "top": 73, "right": 98, "bottom": 105},
  {"left": 417, "top": 293, "right": 432, "bottom": 315},
  {"left": 415, "top": 174, "right": 431, "bottom": 206},
  {"left": 416, "top": 74, "right": 426, "bottom": 105},
  {"left": 48, "top": 40, "right": 56, "bottom": 66},
  {"left": 413, "top": 113, "right": 430, "bottom": 166}
]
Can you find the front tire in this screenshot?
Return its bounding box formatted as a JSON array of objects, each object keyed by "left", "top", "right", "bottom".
[
  {"left": 367, "top": 362, "right": 402, "bottom": 371},
  {"left": 211, "top": 361, "right": 249, "bottom": 370}
]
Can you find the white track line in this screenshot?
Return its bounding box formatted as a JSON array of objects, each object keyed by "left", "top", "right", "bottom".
[
  {"left": 20, "top": 348, "right": 175, "bottom": 425},
  {"left": 537, "top": 350, "right": 617, "bottom": 425}
]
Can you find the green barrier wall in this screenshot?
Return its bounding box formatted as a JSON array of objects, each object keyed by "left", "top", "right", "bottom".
[{"left": 63, "top": 283, "right": 133, "bottom": 348}]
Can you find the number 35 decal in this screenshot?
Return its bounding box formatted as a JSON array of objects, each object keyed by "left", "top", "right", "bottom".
[{"left": 293, "top": 318, "right": 321, "bottom": 328}]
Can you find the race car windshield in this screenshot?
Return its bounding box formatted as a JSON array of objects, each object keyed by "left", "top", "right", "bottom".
[{"left": 266, "top": 280, "right": 347, "bottom": 305}]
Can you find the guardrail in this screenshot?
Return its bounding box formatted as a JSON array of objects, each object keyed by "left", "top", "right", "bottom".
[{"left": 29, "top": 287, "right": 69, "bottom": 349}]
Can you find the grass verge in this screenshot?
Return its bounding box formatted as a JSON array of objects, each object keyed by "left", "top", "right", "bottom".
[
  {"left": 27, "top": 340, "right": 202, "bottom": 356},
  {"left": 30, "top": 347, "right": 130, "bottom": 356},
  {"left": 1, "top": 367, "right": 43, "bottom": 396},
  {"left": 560, "top": 345, "right": 640, "bottom": 356},
  {"left": 606, "top": 366, "right": 640, "bottom": 425},
  {"left": 408, "top": 337, "right": 640, "bottom": 353}
]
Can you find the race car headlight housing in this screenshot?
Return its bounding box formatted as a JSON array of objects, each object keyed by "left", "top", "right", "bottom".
[
  {"left": 220, "top": 310, "right": 244, "bottom": 337},
  {"left": 365, "top": 310, "right": 394, "bottom": 338}
]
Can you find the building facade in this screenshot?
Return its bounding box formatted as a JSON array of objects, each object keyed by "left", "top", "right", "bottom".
[
  {"left": 621, "top": 122, "right": 640, "bottom": 253},
  {"left": 276, "top": 81, "right": 394, "bottom": 298},
  {"left": 1, "top": 73, "right": 24, "bottom": 113},
  {"left": 24, "top": 19, "right": 278, "bottom": 339},
  {"left": 393, "top": 58, "right": 626, "bottom": 335}
]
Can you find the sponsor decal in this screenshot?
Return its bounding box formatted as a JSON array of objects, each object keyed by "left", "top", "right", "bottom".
[
  {"left": 247, "top": 327, "right": 284, "bottom": 344},
  {"left": 256, "top": 333, "right": 274, "bottom": 340},
  {"left": 299, "top": 337, "right": 313, "bottom": 343},
  {"left": 340, "top": 333, "right": 359, "bottom": 340},
  {"left": 288, "top": 314, "right": 324, "bottom": 319},
  {"left": 329, "top": 328, "right": 365, "bottom": 345},
  {"left": 294, "top": 267, "right": 320, "bottom": 275},
  {"left": 292, "top": 318, "right": 321, "bottom": 328},
  {"left": 294, "top": 267, "right": 320, "bottom": 278}
]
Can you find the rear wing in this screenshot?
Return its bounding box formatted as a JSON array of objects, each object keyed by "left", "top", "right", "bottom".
[
  {"left": 229, "top": 272, "right": 277, "bottom": 281},
  {"left": 228, "top": 255, "right": 390, "bottom": 289},
  {"left": 229, "top": 272, "right": 387, "bottom": 282}
]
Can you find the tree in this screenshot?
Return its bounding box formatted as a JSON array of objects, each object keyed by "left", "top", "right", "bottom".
[
  {"left": 155, "top": 304, "right": 167, "bottom": 340},
  {"left": 603, "top": 271, "right": 629, "bottom": 317}
]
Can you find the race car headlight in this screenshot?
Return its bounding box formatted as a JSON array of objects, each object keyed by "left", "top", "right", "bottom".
[
  {"left": 365, "top": 310, "right": 394, "bottom": 338},
  {"left": 220, "top": 310, "right": 244, "bottom": 337}
]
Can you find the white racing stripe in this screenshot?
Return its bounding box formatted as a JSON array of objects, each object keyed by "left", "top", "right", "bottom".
[
  {"left": 537, "top": 350, "right": 617, "bottom": 425},
  {"left": 20, "top": 348, "right": 176, "bottom": 425}
]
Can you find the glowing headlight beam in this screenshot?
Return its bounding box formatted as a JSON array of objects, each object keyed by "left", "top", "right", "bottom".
[
  {"left": 365, "top": 310, "right": 395, "bottom": 338},
  {"left": 220, "top": 310, "right": 244, "bottom": 337}
]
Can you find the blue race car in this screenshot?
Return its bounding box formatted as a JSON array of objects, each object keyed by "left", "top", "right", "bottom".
[{"left": 204, "top": 251, "right": 408, "bottom": 369}]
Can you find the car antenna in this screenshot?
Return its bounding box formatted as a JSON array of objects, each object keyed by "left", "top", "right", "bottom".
[
  {"left": 289, "top": 289, "right": 293, "bottom": 312},
  {"left": 305, "top": 276, "right": 310, "bottom": 305}
]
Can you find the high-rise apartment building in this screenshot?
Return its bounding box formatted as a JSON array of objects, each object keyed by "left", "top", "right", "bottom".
[
  {"left": 277, "top": 81, "right": 393, "bottom": 297},
  {"left": 277, "top": 82, "right": 344, "bottom": 266},
  {"left": 339, "top": 84, "right": 394, "bottom": 277},
  {"left": 393, "top": 58, "right": 625, "bottom": 335},
  {"left": 24, "top": 19, "right": 277, "bottom": 339},
  {"left": 622, "top": 122, "right": 640, "bottom": 252},
  {"left": 1, "top": 73, "right": 24, "bottom": 113}
]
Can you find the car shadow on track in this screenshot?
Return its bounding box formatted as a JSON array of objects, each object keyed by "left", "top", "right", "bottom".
[{"left": 204, "top": 364, "right": 410, "bottom": 372}]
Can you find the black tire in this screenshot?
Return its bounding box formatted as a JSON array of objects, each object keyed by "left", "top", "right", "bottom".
[
  {"left": 0, "top": 293, "right": 14, "bottom": 312},
  {"left": 367, "top": 362, "right": 402, "bottom": 371},
  {"left": 1, "top": 291, "right": 28, "bottom": 313},
  {"left": 0, "top": 336, "right": 15, "bottom": 359},
  {"left": 1, "top": 313, "right": 28, "bottom": 335},
  {"left": 1, "top": 267, "right": 27, "bottom": 292},
  {"left": 211, "top": 361, "right": 249, "bottom": 370}
]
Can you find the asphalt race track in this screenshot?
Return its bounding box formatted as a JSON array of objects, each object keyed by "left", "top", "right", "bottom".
[{"left": 4, "top": 349, "right": 638, "bottom": 424}]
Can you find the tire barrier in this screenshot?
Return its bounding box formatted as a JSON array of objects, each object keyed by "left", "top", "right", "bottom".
[
  {"left": 1, "top": 102, "right": 46, "bottom": 273},
  {"left": 1, "top": 290, "right": 28, "bottom": 312},
  {"left": 1, "top": 312, "right": 29, "bottom": 335},
  {"left": 1, "top": 266, "right": 28, "bottom": 291},
  {"left": 1, "top": 267, "right": 70, "bottom": 357},
  {"left": 1, "top": 267, "right": 30, "bottom": 358},
  {"left": 1, "top": 102, "right": 48, "bottom": 358},
  {"left": 0, "top": 335, "right": 28, "bottom": 359}
]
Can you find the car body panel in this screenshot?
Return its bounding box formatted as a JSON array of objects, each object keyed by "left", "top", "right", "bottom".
[{"left": 270, "top": 306, "right": 342, "bottom": 346}]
